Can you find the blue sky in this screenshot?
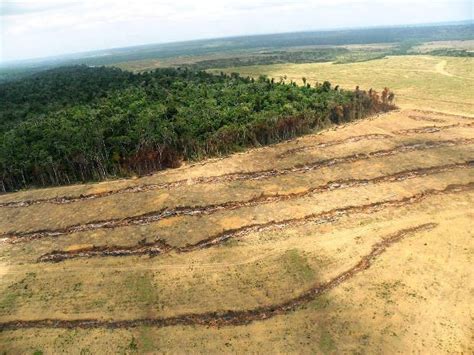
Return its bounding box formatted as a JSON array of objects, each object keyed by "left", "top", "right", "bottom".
[{"left": 1, "top": 0, "right": 472, "bottom": 62}]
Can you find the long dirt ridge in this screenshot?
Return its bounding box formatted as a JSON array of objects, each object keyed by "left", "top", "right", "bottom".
[
  {"left": 0, "top": 223, "right": 437, "bottom": 331},
  {"left": 278, "top": 123, "right": 474, "bottom": 157},
  {"left": 408, "top": 115, "right": 447, "bottom": 123},
  {"left": 1, "top": 129, "right": 472, "bottom": 208},
  {"left": 412, "top": 109, "right": 474, "bottom": 121},
  {"left": 394, "top": 122, "right": 474, "bottom": 135},
  {"left": 37, "top": 180, "right": 473, "bottom": 262},
  {"left": 277, "top": 133, "right": 393, "bottom": 158},
  {"left": 4, "top": 159, "right": 473, "bottom": 245}
]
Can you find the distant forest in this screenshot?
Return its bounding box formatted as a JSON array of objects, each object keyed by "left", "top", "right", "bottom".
[
  {"left": 0, "top": 66, "right": 396, "bottom": 191},
  {"left": 42, "top": 24, "right": 474, "bottom": 66},
  {"left": 1, "top": 22, "right": 472, "bottom": 82}
]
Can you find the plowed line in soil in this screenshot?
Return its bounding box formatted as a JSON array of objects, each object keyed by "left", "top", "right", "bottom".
[
  {"left": 0, "top": 223, "right": 437, "bottom": 330},
  {"left": 394, "top": 122, "right": 474, "bottom": 135},
  {"left": 279, "top": 123, "right": 473, "bottom": 157},
  {"left": 3, "top": 158, "right": 472, "bottom": 244},
  {"left": 2, "top": 132, "right": 471, "bottom": 208},
  {"left": 37, "top": 180, "right": 472, "bottom": 262},
  {"left": 412, "top": 110, "right": 474, "bottom": 120},
  {"left": 408, "top": 115, "right": 447, "bottom": 123},
  {"left": 277, "top": 133, "right": 392, "bottom": 158}
]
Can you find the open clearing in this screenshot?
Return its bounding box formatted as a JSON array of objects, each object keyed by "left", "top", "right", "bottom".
[
  {"left": 212, "top": 55, "right": 474, "bottom": 114},
  {"left": 1, "top": 109, "right": 472, "bottom": 353},
  {"left": 0, "top": 56, "right": 473, "bottom": 353}
]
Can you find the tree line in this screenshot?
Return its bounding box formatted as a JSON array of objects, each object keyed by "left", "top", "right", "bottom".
[{"left": 0, "top": 66, "right": 395, "bottom": 192}]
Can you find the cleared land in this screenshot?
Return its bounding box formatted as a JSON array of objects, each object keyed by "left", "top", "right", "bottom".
[
  {"left": 212, "top": 55, "right": 474, "bottom": 114},
  {"left": 412, "top": 39, "right": 474, "bottom": 52},
  {"left": 0, "top": 56, "right": 473, "bottom": 353},
  {"left": 0, "top": 108, "right": 473, "bottom": 353}
]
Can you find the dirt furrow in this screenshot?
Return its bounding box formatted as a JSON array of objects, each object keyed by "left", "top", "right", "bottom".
[
  {"left": 408, "top": 115, "right": 447, "bottom": 123},
  {"left": 395, "top": 122, "right": 474, "bottom": 135},
  {"left": 279, "top": 123, "right": 474, "bottom": 157},
  {"left": 38, "top": 239, "right": 175, "bottom": 262},
  {"left": 174, "top": 183, "right": 470, "bottom": 252},
  {"left": 1, "top": 138, "right": 473, "bottom": 209},
  {"left": 37, "top": 179, "right": 472, "bottom": 262},
  {"left": 277, "top": 133, "right": 393, "bottom": 158},
  {"left": 0, "top": 223, "right": 437, "bottom": 331},
  {"left": 4, "top": 159, "right": 472, "bottom": 244},
  {"left": 412, "top": 110, "right": 474, "bottom": 121}
]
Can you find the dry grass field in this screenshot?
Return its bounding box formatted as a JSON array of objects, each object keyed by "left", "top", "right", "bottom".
[
  {"left": 212, "top": 55, "right": 474, "bottom": 114},
  {"left": 0, "top": 56, "right": 473, "bottom": 353},
  {"left": 412, "top": 39, "right": 474, "bottom": 53}
]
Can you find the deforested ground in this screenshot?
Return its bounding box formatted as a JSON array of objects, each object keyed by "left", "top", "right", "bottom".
[
  {"left": 0, "top": 56, "right": 473, "bottom": 353},
  {"left": 0, "top": 107, "right": 472, "bottom": 353}
]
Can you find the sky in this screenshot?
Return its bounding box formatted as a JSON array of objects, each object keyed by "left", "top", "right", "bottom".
[{"left": 0, "top": 0, "right": 472, "bottom": 63}]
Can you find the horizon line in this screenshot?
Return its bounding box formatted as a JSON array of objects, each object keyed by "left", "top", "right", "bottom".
[{"left": 1, "top": 18, "right": 472, "bottom": 67}]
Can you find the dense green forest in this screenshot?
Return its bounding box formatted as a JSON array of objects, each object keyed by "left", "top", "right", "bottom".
[
  {"left": 0, "top": 66, "right": 137, "bottom": 131},
  {"left": 0, "top": 66, "right": 395, "bottom": 192}
]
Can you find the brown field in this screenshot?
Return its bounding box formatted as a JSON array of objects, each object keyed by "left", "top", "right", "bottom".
[
  {"left": 1, "top": 55, "right": 474, "bottom": 353},
  {"left": 211, "top": 55, "right": 474, "bottom": 114},
  {"left": 412, "top": 39, "right": 474, "bottom": 53}
]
